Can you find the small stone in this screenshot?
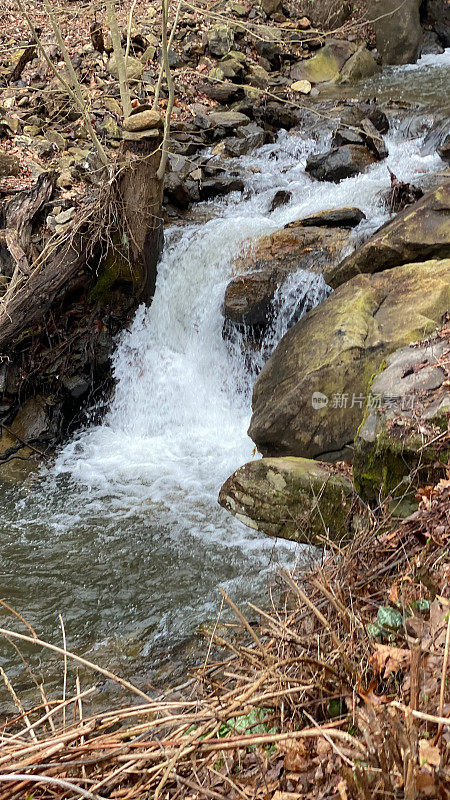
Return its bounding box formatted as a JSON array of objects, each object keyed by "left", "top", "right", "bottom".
[
  {"left": 209, "top": 66, "right": 226, "bottom": 81},
  {"left": 107, "top": 53, "right": 143, "bottom": 80},
  {"left": 205, "top": 110, "right": 250, "bottom": 129},
  {"left": 63, "top": 375, "right": 90, "bottom": 398},
  {"left": 54, "top": 206, "right": 76, "bottom": 225},
  {"left": 290, "top": 79, "right": 311, "bottom": 94},
  {"left": 207, "top": 24, "right": 234, "bottom": 57},
  {"left": 23, "top": 124, "right": 40, "bottom": 137},
  {"left": 56, "top": 170, "right": 73, "bottom": 188},
  {"left": 122, "top": 128, "right": 160, "bottom": 141},
  {"left": 298, "top": 16, "right": 311, "bottom": 28},
  {"left": 0, "top": 115, "right": 20, "bottom": 134},
  {"left": 45, "top": 129, "right": 67, "bottom": 150},
  {"left": 246, "top": 64, "right": 270, "bottom": 88},
  {"left": 104, "top": 97, "right": 122, "bottom": 115},
  {"left": 269, "top": 189, "right": 292, "bottom": 211},
  {"left": 141, "top": 44, "right": 156, "bottom": 61},
  {"left": 97, "top": 115, "right": 121, "bottom": 139},
  {"left": 0, "top": 149, "right": 20, "bottom": 178},
  {"left": 123, "top": 109, "right": 162, "bottom": 131},
  {"left": 229, "top": 2, "right": 247, "bottom": 15},
  {"left": 29, "top": 136, "right": 55, "bottom": 158}
]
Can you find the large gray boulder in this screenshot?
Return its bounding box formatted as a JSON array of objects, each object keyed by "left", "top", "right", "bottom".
[
  {"left": 248, "top": 259, "right": 450, "bottom": 460},
  {"left": 368, "top": 0, "right": 422, "bottom": 65}
]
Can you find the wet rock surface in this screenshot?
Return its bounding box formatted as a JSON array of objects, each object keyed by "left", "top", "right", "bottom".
[
  {"left": 223, "top": 217, "right": 350, "bottom": 330},
  {"left": 305, "top": 144, "right": 378, "bottom": 182}
]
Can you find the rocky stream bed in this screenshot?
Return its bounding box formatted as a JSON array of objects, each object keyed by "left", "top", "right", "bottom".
[{"left": 0, "top": 0, "right": 450, "bottom": 712}]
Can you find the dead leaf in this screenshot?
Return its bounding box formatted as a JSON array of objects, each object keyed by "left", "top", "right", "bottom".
[
  {"left": 419, "top": 739, "right": 441, "bottom": 767},
  {"left": 358, "top": 678, "right": 387, "bottom": 706},
  {"left": 370, "top": 644, "right": 411, "bottom": 678}
]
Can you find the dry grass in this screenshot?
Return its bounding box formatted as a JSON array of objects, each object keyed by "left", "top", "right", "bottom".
[{"left": 1, "top": 487, "right": 450, "bottom": 799}]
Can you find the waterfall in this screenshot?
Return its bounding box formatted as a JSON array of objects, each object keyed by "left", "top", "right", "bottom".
[{"left": 2, "top": 84, "right": 446, "bottom": 682}]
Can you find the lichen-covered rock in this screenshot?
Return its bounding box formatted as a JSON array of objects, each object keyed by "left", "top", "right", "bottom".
[
  {"left": 248, "top": 259, "right": 450, "bottom": 460},
  {"left": 218, "top": 457, "right": 359, "bottom": 544},
  {"left": 206, "top": 24, "right": 234, "bottom": 57},
  {"left": 354, "top": 337, "right": 450, "bottom": 506},
  {"left": 329, "top": 182, "right": 450, "bottom": 288},
  {"left": 290, "top": 39, "right": 357, "bottom": 83}
]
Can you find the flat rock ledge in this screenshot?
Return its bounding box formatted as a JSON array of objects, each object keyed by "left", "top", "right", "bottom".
[{"left": 218, "top": 456, "right": 361, "bottom": 545}]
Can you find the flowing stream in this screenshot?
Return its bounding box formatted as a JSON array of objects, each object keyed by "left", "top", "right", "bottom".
[{"left": 1, "top": 50, "right": 449, "bottom": 700}]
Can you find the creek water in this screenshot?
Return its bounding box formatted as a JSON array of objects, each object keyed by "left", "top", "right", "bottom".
[{"left": 1, "top": 50, "right": 449, "bottom": 703}]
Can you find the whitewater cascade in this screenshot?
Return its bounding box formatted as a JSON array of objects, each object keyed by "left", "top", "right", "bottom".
[{"left": 3, "top": 49, "right": 449, "bottom": 683}]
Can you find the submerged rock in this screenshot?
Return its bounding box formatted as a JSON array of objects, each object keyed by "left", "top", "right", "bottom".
[
  {"left": 305, "top": 145, "right": 377, "bottom": 182},
  {"left": 218, "top": 457, "right": 358, "bottom": 544},
  {"left": 329, "top": 182, "right": 450, "bottom": 287},
  {"left": 248, "top": 258, "right": 450, "bottom": 459},
  {"left": 354, "top": 337, "right": 450, "bottom": 508},
  {"left": 269, "top": 189, "right": 292, "bottom": 211}
]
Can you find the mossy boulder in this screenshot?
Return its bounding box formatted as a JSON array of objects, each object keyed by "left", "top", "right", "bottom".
[
  {"left": 218, "top": 457, "right": 359, "bottom": 544},
  {"left": 249, "top": 259, "right": 450, "bottom": 460},
  {"left": 290, "top": 39, "right": 357, "bottom": 83},
  {"left": 354, "top": 338, "right": 450, "bottom": 508},
  {"left": 329, "top": 182, "right": 450, "bottom": 288}
]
